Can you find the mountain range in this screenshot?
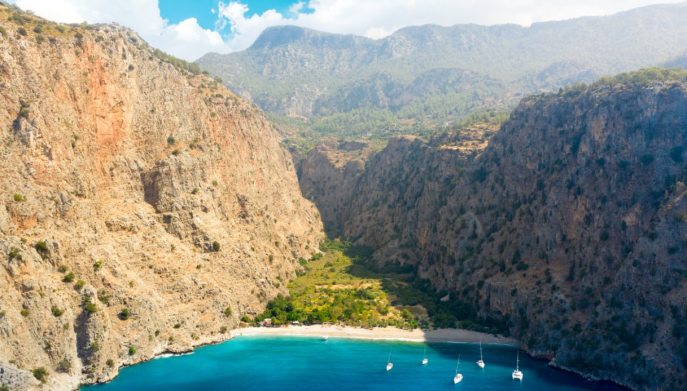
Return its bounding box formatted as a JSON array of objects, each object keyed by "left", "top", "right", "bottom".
[{"left": 197, "top": 2, "right": 687, "bottom": 139}]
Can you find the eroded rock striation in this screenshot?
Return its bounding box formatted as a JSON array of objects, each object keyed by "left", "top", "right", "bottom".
[
  {"left": 300, "top": 72, "right": 687, "bottom": 390},
  {"left": 0, "top": 5, "right": 323, "bottom": 390}
]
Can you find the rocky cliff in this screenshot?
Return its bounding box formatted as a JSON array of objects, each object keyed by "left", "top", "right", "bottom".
[
  {"left": 300, "top": 70, "right": 687, "bottom": 390},
  {"left": 0, "top": 4, "right": 323, "bottom": 390}
]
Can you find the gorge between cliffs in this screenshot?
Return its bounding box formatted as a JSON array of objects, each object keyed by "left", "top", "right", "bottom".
[{"left": 1, "top": 2, "right": 686, "bottom": 391}]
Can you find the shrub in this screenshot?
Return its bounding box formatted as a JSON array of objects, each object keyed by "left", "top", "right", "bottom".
[
  {"left": 599, "top": 231, "right": 610, "bottom": 241},
  {"left": 51, "top": 306, "right": 64, "bottom": 317},
  {"left": 58, "top": 265, "right": 67, "bottom": 273},
  {"left": 56, "top": 358, "right": 71, "bottom": 372},
  {"left": 152, "top": 48, "right": 201, "bottom": 75},
  {"left": 118, "top": 308, "right": 131, "bottom": 320},
  {"left": 93, "top": 259, "right": 104, "bottom": 271},
  {"left": 191, "top": 187, "right": 199, "bottom": 195},
  {"left": 63, "top": 272, "right": 75, "bottom": 283},
  {"left": 13, "top": 193, "right": 26, "bottom": 202},
  {"left": 90, "top": 342, "right": 100, "bottom": 352},
  {"left": 106, "top": 359, "right": 114, "bottom": 368},
  {"left": 83, "top": 298, "right": 97, "bottom": 314},
  {"left": 17, "top": 27, "right": 27, "bottom": 36},
  {"left": 223, "top": 306, "right": 232, "bottom": 317},
  {"left": 34, "top": 240, "right": 48, "bottom": 254},
  {"left": 32, "top": 25, "right": 42, "bottom": 34},
  {"left": 20, "top": 308, "right": 30, "bottom": 317},
  {"left": 74, "top": 280, "right": 85, "bottom": 290},
  {"left": 32, "top": 367, "right": 48, "bottom": 383},
  {"left": 128, "top": 346, "right": 136, "bottom": 356},
  {"left": 212, "top": 241, "right": 221, "bottom": 252},
  {"left": 98, "top": 289, "right": 111, "bottom": 305},
  {"left": 8, "top": 247, "right": 21, "bottom": 260},
  {"left": 171, "top": 149, "right": 180, "bottom": 156},
  {"left": 0, "top": 26, "right": 7, "bottom": 37},
  {"left": 220, "top": 326, "right": 228, "bottom": 333},
  {"left": 515, "top": 262, "right": 529, "bottom": 271},
  {"left": 639, "top": 154, "right": 654, "bottom": 166},
  {"left": 671, "top": 146, "right": 685, "bottom": 163},
  {"left": 167, "top": 136, "right": 175, "bottom": 145}
]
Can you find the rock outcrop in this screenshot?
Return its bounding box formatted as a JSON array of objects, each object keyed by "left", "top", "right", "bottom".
[
  {"left": 0, "top": 4, "right": 323, "bottom": 389},
  {"left": 299, "top": 70, "right": 687, "bottom": 390}
]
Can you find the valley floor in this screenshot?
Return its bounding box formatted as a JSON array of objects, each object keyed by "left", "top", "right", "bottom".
[{"left": 230, "top": 325, "right": 518, "bottom": 345}]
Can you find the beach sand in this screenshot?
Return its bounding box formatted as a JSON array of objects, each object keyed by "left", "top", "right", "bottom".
[{"left": 230, "top": 325, "right": 518, "bottom": 345}]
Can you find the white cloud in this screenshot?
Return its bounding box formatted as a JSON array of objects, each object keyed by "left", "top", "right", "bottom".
[
  {"left": 12, "top": 0, "right": 229, "bottom": 61},
  {"left": 8, "top": 0, "right": 686, "bottom": 60}
]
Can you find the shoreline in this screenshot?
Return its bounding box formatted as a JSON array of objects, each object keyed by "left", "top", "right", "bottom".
[
  {"left": 82, "top": 325, "right": 631, "bottom": 390},
  {"left": 229, "top": 325, "right": 519, "bottom": 345}
]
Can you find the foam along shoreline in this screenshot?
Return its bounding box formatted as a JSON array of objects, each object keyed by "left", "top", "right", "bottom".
[{"left": 230, "top": 325, "right": 519, "bottom": 345}]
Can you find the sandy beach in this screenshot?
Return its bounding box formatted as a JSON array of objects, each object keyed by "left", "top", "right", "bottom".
[{"left": 230, "top": 325, "right": 518, "bottom": 345}]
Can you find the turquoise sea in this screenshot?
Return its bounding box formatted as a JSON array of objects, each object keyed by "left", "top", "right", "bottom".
[{"left": 84, "top": 336, "right": 626, "bottom": 390}]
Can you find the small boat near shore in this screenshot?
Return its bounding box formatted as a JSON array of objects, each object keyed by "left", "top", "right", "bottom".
[
  {"left": 512, "top": 351, "right": 524, "bottom": 381},
  {"left": 453, "top": 355, "right": 463, "bottom": 384},
  {"left": 476, "top": 340, "right": 485, "bottom": 369},
  {"left": 386, "top": 353, "right": 394, "bottom": 371}
]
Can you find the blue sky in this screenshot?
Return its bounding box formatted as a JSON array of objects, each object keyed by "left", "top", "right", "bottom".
[
  {"left": 9, "top": 0, "right": 684, "bottom": 61},
  {"left": 158, "top": 0, "right": 305, "bottom": 31}
]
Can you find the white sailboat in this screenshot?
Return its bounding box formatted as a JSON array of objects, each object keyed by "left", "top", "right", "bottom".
[
  {"left": 512, "top": 351, "right": 524, "bottom": 381},
  {"left": 453, "top": 355, "right": 463, "bottom": 384},
  {"left": 421, "top": 346, "right": 429, "bottom": 365},
  {"left": 476, "top": 340, "right": 485, "bottom": 369},
  {"left": 386, "top": 353, "right": 394, "bottom": 372}
]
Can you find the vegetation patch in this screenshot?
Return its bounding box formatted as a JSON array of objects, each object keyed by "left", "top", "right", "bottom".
[{"left": 256, "top": 239, "right": 504, "bottom": 334}]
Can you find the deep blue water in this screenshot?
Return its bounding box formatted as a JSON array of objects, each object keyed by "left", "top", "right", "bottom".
[{"left": 84, "top": 336, "right": 626, "bottom": 390}]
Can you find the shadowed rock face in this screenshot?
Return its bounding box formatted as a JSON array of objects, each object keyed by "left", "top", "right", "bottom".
[
  {"left": 0, "top": 4, "right": 323, "bottom": 389},
  {"left": 299, "top": 75, "right": 687, "bottom": 390}
]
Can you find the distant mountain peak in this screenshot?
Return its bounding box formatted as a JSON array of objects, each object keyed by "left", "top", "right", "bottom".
[{"left": 250, "top": 25, "right": 372, "bottom": 50}]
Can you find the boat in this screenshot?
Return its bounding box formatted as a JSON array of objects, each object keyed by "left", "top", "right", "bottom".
[
  {"left": 453, "top": 355, "right": 463, "bottom": 384},
  {"left": 476, "top": 340, "right": 485, "bottom": 369},
  {"left": 421, "top": 346, "right": 429, "bottom": 365},
  {"left": 512, "top": 351, "right": 524, "bottom": 381},
  {"left": 386, "top": 353, "right": 394, "bottom": 372},
  {"left": 321, "top": 335, "right": 329, "bottom": 341}
]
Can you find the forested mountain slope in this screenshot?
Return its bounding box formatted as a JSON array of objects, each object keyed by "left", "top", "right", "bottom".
[{"left": 198, "top": 3, "right": 687, "bottom": 138}]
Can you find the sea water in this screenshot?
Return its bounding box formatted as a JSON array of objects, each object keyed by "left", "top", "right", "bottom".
[{"left": 84, "top": 336, "right": 626, "bottom": 390}]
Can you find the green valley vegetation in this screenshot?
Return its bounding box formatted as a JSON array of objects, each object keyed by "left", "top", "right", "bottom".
[{"left": 255, "top": 239, "right": 506, "bottom": 334}]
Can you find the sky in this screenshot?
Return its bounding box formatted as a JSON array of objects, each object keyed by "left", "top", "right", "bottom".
[{"left": 6, "top": 0, "right": 685, "bottom": 61}]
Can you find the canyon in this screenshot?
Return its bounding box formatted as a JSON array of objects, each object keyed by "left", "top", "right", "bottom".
[{"left": 1, "top": 2, "right": 686, "bottom": 391}]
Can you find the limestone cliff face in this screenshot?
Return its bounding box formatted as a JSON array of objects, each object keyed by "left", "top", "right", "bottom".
[
  {"left": 0, "top": 5, "right": 323, "bottom": 390},
  {"left": 300, "top": 75, "right": 687, "bottom": 390}
]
